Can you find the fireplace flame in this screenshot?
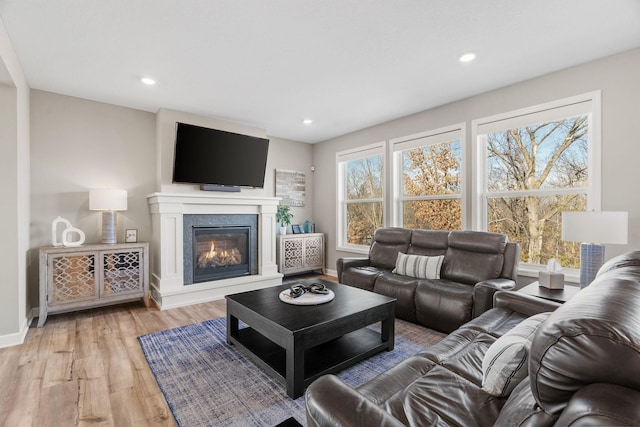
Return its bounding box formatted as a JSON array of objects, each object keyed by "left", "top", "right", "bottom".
[{"left": 197, "top": 241, "right": 242, "bottom": 269}]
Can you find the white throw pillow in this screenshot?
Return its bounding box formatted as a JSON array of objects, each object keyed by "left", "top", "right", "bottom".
[
  {"left": 481, "top": 312, "right": 551, "bottom": 397},
  {"left": 392, "top": 253, "right": 444, "bottom": 280}
]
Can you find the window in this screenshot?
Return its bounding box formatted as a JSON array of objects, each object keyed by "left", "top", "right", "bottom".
[
  {"left": 473, "top": 92, "right": 601, "bottom": 270},
  {"left": 337, "top": 142, "right": 385, "bottom": 252},
  {"left": 392, "top": 125, "right": 464, "bottom": 230}
]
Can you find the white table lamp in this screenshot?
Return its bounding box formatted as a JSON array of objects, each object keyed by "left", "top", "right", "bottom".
[
  {"left": 561, "top": 211, "right": 628, "bottom": 288},
  {"left": 89, "top": 189, "right": 128, "bottom": 244}
]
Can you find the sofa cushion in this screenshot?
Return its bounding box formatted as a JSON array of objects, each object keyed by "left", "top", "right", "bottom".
[
  {"left": 392, "top": 253, "right": 444, "bottom": 279},
  {"left": 373, "top": 272, "right": 419, "bottom": 322},
  {"left": 407, "top": 229, "right": 449, "bottom": 256},
  {"left": 369, "top": 228, "right": 412, "bottom": 269},
  {"left": 442, "top": 231, "right": 506, "bottom": 285},
  {"left": 356, "top": 355, "right": 436, "bottom": 405},
  {"left": 493, "top": 377, "right": 558, "bottom": 427},
  {"left": 415, "top": 280, "right": 474, "bottom": 333},
  {"left": 382, "top": 365, "right": 504, "bottom": 427},
  {"left": 421, "top": 327, "right": 496, "bottom": 386},
  {"left": 462, "top": 306, "right": 531, "bottom": 338},
  {"left": 482, "top": 312, "right": 550, "bottom": 397}
]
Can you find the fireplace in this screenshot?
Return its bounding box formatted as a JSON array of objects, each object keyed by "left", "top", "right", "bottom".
[
  {"left": 183, "top": 214, "right": 259, "bottom": 285},
  {"left": 193, "top": 226, "right": 250, "bottom": 282},
  {"left": 147, "top": 192, "right": 282, "bottom": 310}
]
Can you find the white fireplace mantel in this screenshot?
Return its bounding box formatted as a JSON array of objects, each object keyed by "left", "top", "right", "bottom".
[{"left": 147, "top": 192, "right": 282, "bottom": 309}]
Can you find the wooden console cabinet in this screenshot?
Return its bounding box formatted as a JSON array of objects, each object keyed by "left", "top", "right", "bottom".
[
  {"left": 276, "top": 233, "right": 324, "bottom": 276},
  {"left": 38, "top": 242, "right": 149, "bottom": 327}
]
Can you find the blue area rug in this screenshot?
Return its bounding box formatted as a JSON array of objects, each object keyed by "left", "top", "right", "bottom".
[{"left": 138, "top": 317, "right": 425, "bottom": 427}]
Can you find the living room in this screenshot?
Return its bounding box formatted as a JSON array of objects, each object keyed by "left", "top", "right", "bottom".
[{"left": 1, "top": 1, "right": 640, "bottom": 424}]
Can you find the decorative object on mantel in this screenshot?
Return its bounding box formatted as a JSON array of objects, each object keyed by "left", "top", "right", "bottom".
[
  {"left": 291, "top": 224, "right": 303, "bottom": 234},
  {"left": 275, "top": 169, "right": 305, "bottom": 207},
  {"left": 51, "top": 216, "right": 86, "bottom": 247},
  {"left": 562, "top": 210, "right": 628, "bottom": 288},
  {"left": 89, "top": 189, "right": 127, "bottom": 244},
  {"left": 276, "top": 204, "right": 293, "bottom": 235}
]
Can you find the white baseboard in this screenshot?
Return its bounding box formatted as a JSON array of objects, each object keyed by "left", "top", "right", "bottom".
[
  {"left": 324, "top": 268, "right": 337, "bottom": 278},
  {"left": 0, "top": 317, "right": 31, "bottom": 349}
]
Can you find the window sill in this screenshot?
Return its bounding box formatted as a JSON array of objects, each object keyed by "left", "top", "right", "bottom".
[{"left": 518, "top": 264, "right": 579, "bottom": 284}]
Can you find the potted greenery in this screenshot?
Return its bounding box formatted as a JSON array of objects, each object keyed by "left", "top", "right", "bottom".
[{"left": 276, "top": 204, "right": 293, "bottom": 235}]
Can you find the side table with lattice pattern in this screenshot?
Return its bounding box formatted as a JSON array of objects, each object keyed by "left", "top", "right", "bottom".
[
  {"left": 276, "top": 233, "right": 324, "bottom": 276},
  {"left": 38, "top": 242, "right": 149, "bottom": 327}
]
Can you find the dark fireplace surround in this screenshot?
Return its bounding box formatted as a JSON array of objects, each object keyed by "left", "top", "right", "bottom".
[{"left": 183, "top": 214, "right": 258, "bottom": 285}]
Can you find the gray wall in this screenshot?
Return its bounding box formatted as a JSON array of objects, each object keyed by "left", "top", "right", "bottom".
[
  {"left": 153, "top": 108, "right": 315, "bottom": 228},
  {"left": 0, "top": 18, "right": 30, "bottom": 344},
  {"left": 313, "top": 48, "right": 640, "bottom": 278},
  {"left": 29, "top": 90, "right": 157, "bottom": 308},
  {"left": 28, "top": 91, "right": 315, "bottom": 312}
]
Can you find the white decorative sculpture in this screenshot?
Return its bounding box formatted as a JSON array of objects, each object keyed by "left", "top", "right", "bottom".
[
  {"left": 62, "top": 226, "right": 86, "bottom": 247},
  {"left": 51, "top": 216, "right": 86, "bottom": 247}
]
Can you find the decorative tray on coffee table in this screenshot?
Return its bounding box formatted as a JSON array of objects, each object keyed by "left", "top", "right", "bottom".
[{"left": 279, "top": 288, "right": 335, "bottom": 305}]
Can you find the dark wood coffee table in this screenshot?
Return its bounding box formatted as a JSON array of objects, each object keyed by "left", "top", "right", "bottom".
[{"left": 225, "top": 279, "right": 396, "bottom": 398}]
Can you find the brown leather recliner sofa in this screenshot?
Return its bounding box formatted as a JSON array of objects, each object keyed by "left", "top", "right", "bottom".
[
  {"left": 337, "top": 227, "right": 520, "bottom": 333},
  {"left": 306, "top": 251, "right": 640, "bottom": 426}
]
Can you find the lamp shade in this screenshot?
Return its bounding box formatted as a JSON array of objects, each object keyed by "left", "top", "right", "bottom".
[
  {"left": 89, "top": 189, "right": 128, "bottom": 211},
  {"left": 561, "top": 211, "right": 628, "bottom": 244}
]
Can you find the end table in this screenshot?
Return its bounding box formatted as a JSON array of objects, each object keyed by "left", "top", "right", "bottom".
[{"left": 518, "top": 281, "right": 579, "bottom": 304}]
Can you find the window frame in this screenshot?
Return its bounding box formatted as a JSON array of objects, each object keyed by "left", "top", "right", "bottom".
[
  {"left": 336, "top": 141, "right": 386, "bottom": 254},
  {"left": 390, "top": 124, "right": 466, "bottom": 229},
  {"left": 471, "top": 91, "right": 602, "bottom": 279}
]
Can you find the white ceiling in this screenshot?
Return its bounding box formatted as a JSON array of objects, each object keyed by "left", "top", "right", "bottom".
[{"left": 1, "top": 1, "right": 639, "bottom": 143}]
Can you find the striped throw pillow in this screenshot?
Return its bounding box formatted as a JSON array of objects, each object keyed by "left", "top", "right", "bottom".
[
  {"left": 481, "top": 312, "right": 551, "bottom": 397},
  {"left": 392, "top": 253, "right": 444, "bottom": 279}
]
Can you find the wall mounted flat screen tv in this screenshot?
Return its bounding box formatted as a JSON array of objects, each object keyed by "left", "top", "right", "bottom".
[{"left": 172, "top": 122, "right": 270, "bottom": 189}]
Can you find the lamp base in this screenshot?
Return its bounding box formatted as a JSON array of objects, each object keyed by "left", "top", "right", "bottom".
[
  {"left": 102, "top": 211, "right": 117, "bottom": 244},
  {"left": 579, "top": 243, "right": 604, "bottom": 288}
]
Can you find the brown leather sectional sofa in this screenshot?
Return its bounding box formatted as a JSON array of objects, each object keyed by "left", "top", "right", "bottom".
[
  {"left": 306, "top": 251, "right": 640, "bottom": 426},
  {"left": 337, "top": 227, "right": 520, "bottom": 333}
]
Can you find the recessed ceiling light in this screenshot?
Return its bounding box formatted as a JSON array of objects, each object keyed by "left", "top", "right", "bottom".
[
  {"left": 459, "top": 52, "right": 476, "bottom": 63},
  {"left": 141, "top": 77, "right": 156, "bottom": 85},
  {"left": 302, "top": 119, "right": 313, "bottom": 125}
]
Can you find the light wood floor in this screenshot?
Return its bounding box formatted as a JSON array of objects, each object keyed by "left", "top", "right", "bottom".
[{"left": 0, "top": 275, "right": 444, "bottom": 426}]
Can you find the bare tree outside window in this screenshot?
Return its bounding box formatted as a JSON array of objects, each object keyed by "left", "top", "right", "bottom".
[
  {"left": 486, "top": 116, "right": 589, "bottom": 267},
  {"left": 345, "top": 155, "right": 383, "bottom": 245}
]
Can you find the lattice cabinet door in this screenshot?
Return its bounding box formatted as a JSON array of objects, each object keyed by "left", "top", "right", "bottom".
[
  {"left": 283, "top": 238, "right": 304, "bottom": 270},
  {"left": 303, "top": 235, "right": 324, "bottom": 269},
  {"left": 101, "top": 248, "right": 144, "bottom": 296},
  {"left": 47, "top": 251, "right": 99, "bottom": 304}
]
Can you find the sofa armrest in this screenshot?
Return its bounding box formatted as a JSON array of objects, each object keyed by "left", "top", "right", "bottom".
[
  {"left": 305, "top": 375, "right": 405, "bottom": 427},
  {"left": 494, "top": 290, "right": 561, "bottom": 317},
  {"left": 336, "top": 257, "right": 371, "bottom": 283},
  {"left": 472, "top": 278, "right": 516, "bottom": 318},
  {"left": 555, "top": 383, "right": 640, "bottom": 426}
]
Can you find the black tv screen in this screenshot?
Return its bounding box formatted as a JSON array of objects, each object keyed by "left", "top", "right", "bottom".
[{"left": 172, "top": 122, "right": 270, "bottom": 188}]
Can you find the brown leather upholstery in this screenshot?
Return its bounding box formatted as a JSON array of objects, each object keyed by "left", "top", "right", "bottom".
[
  {"left": 369, "top": 227, "right": 412, "bottom": 269},
  {"left": 414, "top": 279, "right": 474, "bottom": 332},
  {"left": 307, "top": 251, "right": 640, "bottom": 427},
  {"left": 373, "top": 272, "right": 419, "bottom": 323},
  {"left": 337, "top": 227, "right": 520, "bottom": 332}
]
